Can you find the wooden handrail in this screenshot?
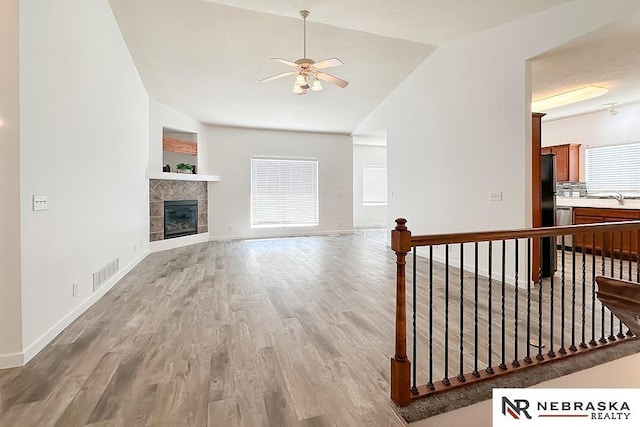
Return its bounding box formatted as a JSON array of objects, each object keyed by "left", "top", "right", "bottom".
[{"left": 410, "top": 220, "right": 640, "bottom": 247}]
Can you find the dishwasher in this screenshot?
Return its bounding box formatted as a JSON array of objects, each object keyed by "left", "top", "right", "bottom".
[{"left": 556, "top": 206, "right": 573, "bottom": 248}]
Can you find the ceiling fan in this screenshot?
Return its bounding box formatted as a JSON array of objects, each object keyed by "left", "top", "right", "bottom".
[{"left": 259, "top": 10, "right": 349, "bottom": 95}]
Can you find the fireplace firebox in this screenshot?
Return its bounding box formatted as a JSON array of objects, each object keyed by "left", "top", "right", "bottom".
[{"left": 164, "top": 200, "right": 198, "bottom": 239}]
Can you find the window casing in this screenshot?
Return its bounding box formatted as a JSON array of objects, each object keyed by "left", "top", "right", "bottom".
[
  {"left": 251, "top": 157, "right": 318, "bottom": 228},
  {"left": 586, "top": 143, "right": 640, "bottom": 193},
  {"left": 363, "top": 166, "right": 387, "bottom": 205}
]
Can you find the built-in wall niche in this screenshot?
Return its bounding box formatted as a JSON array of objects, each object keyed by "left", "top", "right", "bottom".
[{"left": 162, "top": 128, "right": 198, "bottom": 174}]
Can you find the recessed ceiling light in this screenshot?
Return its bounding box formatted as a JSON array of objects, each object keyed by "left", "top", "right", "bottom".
[{"left": 532, "top": 85, "right": 608, "bottom": 112}]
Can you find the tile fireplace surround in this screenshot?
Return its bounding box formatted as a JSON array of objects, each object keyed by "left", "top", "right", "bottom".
[{"left": 149, "top": 179, "right": 208, "bottom": 242}]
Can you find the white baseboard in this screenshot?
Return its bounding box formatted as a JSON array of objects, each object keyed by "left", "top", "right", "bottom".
[
  {"left": 149, "top": 232, "right": 209, "bottom": 253},
  {"left": 354, "top": 223, "right": 387, "bottom": 229},
  {"left": 209, "top": 229, "right": 354, "bottom": 241},
  {"left": 0, "top": 352, "right": 24, "bottom": 370},
  {"left": 0, "top": 250, "right": 149, "bottom": 369}
]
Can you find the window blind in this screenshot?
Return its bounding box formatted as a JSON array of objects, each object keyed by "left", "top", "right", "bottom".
[
  {"left": 586, "top": 143, "right": 640, "bottom": 192},
  {"left": 363, "top": 166, "right": 387, "bottom": 205},
  {"left": 251, "top": 157, "right": 318, "bottom": 227}
]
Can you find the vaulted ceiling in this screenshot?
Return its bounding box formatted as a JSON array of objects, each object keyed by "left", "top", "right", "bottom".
[{"left": 108, "top": 0, "right": 638, "bottom": 134}]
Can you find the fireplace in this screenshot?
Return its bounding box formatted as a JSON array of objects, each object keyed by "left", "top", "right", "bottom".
[{"left": 164, "top": 200, "right": 198, "bottom": 239}]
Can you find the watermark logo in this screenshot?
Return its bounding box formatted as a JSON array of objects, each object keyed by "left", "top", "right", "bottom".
[
  {"left": 493, "top": 389, "right": 638, "bottom": 426},
  {"left": 502, "top": 397, "right": 532, "bottom": 420}
]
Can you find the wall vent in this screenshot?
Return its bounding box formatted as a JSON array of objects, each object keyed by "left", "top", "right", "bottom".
[{"left": 93, "top": 257, "right": 119, "bottom": 292}]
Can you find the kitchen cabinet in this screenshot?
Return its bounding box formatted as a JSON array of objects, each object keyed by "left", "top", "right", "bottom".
[
  {"left": 540, "top": 143, "right": 580, "bottom": 182},
  {"left": 572, "top": 207, "right": 640, "bottom": 257}
]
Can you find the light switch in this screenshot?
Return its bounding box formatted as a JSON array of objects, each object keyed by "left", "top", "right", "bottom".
[
  {"left": 32, "top": 195, "right": 48, "bottom": 211},
  {"left": 489, "top": 191, "right": 502, "bottom": 202}
]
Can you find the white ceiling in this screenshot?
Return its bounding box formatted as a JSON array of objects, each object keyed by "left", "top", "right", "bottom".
[
  {"left": 532, "top": 15, "right": 640, "bottom": 121},
  {"left": 110, "top": 0, "right": 640, "bottom": 135}
]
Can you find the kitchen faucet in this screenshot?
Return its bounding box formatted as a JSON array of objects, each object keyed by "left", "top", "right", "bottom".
[{"left": 611, "top": 192, "right": 624, "bottom": 205}]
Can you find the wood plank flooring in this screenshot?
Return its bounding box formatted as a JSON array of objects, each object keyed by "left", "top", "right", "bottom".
[
  {"left": 0, "top": 232, "right": 406, "bottom": 427},
  {"left": 0, "top": 231, "right": 633, "bottom": 426}
]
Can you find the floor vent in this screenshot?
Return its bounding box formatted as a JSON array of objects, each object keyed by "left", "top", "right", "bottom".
[{"left": 93, "top": 258, "right": 119, "bottom": 292}]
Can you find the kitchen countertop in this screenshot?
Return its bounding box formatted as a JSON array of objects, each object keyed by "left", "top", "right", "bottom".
[{"left": 557, "top": 197, "right": 640, "bottom": 210}]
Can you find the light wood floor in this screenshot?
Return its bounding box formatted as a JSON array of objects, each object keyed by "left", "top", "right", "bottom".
[
  {"left": 0, "top": 232, "right": 406, "bottom": 427},
  {"left": 0, "top": 232, "right": 633, "bottom": 426}
]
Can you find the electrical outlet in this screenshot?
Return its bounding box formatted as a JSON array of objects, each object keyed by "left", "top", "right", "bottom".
[
  {"left": 489, "top": 191, "right": 503, "bottom": 202},
  {"left": 227, "top": 226, "right": 232, "bottom": 231},
  {"left": 72, "top": 282, "right": 78, "bottom": 297}
]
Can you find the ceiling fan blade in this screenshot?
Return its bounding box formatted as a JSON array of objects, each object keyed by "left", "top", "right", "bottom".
[
  {"left": 271, "top": 58, "right": 298, "bottom": 67},
  {"left": 259, "top": 71, "right": 297, "bottom": 83},
  {"left": 313, "top": 58, "right": 343, "bottom": 70},
  {"left": 316, "top": 72, "right": 349, "bottom": 88}
]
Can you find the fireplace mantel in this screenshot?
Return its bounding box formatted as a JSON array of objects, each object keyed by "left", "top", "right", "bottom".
[{"left": 146, "top": 170, "right": 221, "bottom": 182}]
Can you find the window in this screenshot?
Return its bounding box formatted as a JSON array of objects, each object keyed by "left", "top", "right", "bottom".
[
  {"left": 251, "top": 157, "right": 318, "bottom": 227},
  {"left": 363, "top": 166, "right": 387, "bottom": 205},
  {"left": 586, "top": 143, "right": 640, "bottom": 193}
]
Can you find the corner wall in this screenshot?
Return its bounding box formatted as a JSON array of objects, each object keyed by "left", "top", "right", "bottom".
[
  {"left": 18, "top": 0, "right": 150, "bottom": 360},
  {"left": 207, "top": 126, "right": 353, "bottom": 239},
  {"left": 0, "top": 0, "right": 23, "bottom": 366}
]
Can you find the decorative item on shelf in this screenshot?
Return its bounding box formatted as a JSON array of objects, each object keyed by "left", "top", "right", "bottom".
[
  {"left": 191, "top": 165, "right": 197, "bottom": 174},
  {"left": 176, "top": 163, "right": 194, "bottom": 174},
  {"left": 163, "top": 164, "right": 171, "bottom": 172}
]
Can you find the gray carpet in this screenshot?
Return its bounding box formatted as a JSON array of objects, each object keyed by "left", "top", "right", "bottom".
[{"left": 399, "top": 339, "right": 640, "bottom": 423}]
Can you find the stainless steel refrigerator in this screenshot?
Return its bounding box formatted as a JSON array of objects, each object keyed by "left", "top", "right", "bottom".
[{"left": 541, "top": 153, "right": 556, "bottom": 277}]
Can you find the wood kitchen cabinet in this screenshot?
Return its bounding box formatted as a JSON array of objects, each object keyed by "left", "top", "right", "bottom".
[
  {"left": 540, "top": 143, "right": 580, "bottom": 182},
  {"left": 573, "top": 207, "right": 640, "bottom": 257}
]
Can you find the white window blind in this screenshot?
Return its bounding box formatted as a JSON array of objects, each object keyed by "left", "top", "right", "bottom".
[
  {"left": 363, "top": 166, "right": 387, "bottom": 205},
  {"left": 251, "top": 157, "right": 318, "bottom": 227},
  {"left": 586, "top": 143, "right": 640, "bottom": 193}
]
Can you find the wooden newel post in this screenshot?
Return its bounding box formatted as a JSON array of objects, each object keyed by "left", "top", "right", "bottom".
[{"left": 390, "top": 218, "right": 412, "bottom": 406}]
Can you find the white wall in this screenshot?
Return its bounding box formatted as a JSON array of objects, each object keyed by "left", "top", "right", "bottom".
[
  {"left": 355, "top": 0, "right": 640, "bottom": 237},
  {"left": 18, "top": 0, "right": 150, "bottom": 360},
  {"left": 0, "top": 0, "right": 23, "bottom": 366},
  {"left": 149, "top": 99, "right": 208, "bottom": 174},
  {"left": 207, "top": 126, "right": 353, "bottom": 239},
  {"left": 353, "top": 143, "right": 387, "bottom": 228},
  {"left": 543, "top": 102, "right": 640, "bottom": 180}
]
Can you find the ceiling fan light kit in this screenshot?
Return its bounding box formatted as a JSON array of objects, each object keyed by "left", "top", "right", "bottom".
[{"left": 260, "top": 10, "right": 348, "bottom": 95}]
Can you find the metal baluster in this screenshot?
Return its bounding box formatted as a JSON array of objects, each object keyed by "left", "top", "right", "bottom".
[
  {"left": 499, "top": 240, "right": 507, "bottom": 370},
  {"left": 525, "top": 238, "right": 532, "bottom": 364},
  {"left": 411, "top": 249, "right": 418, "bottom": 394},
  {"left": 487, "top": 241, "right": 494, "bottom": 373},
  {"left": 427, "top": 246, "right": 434, "bottom": 390},
  {"left": 570, "top": 234, "right": 577, "bottom": 352},
  {"left": 457, "top": 244, "right": 465, "bottom": 382},
  {"left": 590, "top": 233, "right": 597, "bottom": 346},
  {"left": 600, "top": 232, "right": 606, "bottom": 344},
  {"left": 630, "top": 230, "right": 639, "bottom": 337},
  {"left": 473, "top": 242, "right": 480, "bottom": 377},
  {"left": 608, "top": 231, "right": 615, "bottom": 341},
  {"left": 580, "top": 233, "right": 587, "bottom": 349},
  {"left": 512, "top": 239, "right": 520, "bottom": 367},
  {"left": 548, "top": 235, "right": 556, "bottom": 359},
  {"left": 443, "top": 245, "right": 450, "bottom": 386},
  {"left": 618, "top": 230, "right": 633, "bottom": 338},
  {"left": 537, "top": 237, "right": 544, "bottom": 361},
  {"left": 559, "top": 236, "right": 566, "bottom": 354}
]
